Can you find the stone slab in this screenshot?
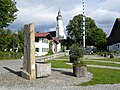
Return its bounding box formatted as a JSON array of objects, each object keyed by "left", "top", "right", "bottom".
[
  {"left": 36, "top": 62, "right": 51, "bottom": 78},
  {"left": 22, "top": 23, "right": 36, "bottom": 80}
]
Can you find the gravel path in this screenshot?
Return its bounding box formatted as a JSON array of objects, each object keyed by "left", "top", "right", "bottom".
[
  {"left": 87, "top": 64, "right": 120, "bottom": 70},
  {"left": 0, "top": 60, "right": 120, "bottom": 90},
  {"left": 66, "top": 62, "right": 120, "bottom": 70},
  {"left": 83, "top": 55, "right": 106, "bottom": 59},
  {"left": 0, "top": 60, "right": 93, "bottom": 90},
  {"left": 85, "top": 60, "right": 120, "bottom": 64}
]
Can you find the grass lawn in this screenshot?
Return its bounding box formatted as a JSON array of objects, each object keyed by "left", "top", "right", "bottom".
[
  {"left": 87, "top": 61, "right": 120, "bottom": 67},
  {"left": 80, "top": 67, "right": 120, "bottom": 86},
  {"left": 48, "top": 60, "right": 72, "bottom": 69},
  {"left": 49, "top": 58, "right": 120, "bottom": 86}
]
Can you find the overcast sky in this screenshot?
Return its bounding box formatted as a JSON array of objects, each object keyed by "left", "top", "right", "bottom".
[{"left": 8, "top": 0, "right": 120, "bottom": 36}]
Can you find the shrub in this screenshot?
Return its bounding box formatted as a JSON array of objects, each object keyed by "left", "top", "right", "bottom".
[
  {"left": 0, "top": 52, "right": 22, "bottom": 59},
  {"left": 70, "top": 44, "right": 86, "bottom": 66}
]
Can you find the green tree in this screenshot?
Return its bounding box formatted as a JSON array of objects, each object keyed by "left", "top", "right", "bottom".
[
  {"left": 0, "top": 28, "right": 13, "bottom": 51},
  {"left": 0, "top": 28, "right": 25, "bottom": 52},
  {"left": 0, "top": 0, "right": 18, "bottom": 28},
  {"left": 87, "top": 28, "right": 107, "bottom": 50},
  {"left": 10, "top": 32, "right": 20, "bottom": 52},
  {"left": 18, "top": 28, "right": 24, "bottom": 52},
  {"left": 66, "top": 14, "right": 107, "bottom": 50}
]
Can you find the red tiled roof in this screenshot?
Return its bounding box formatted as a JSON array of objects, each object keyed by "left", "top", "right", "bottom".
[
  {"left": 53, "top": 37, "right": 59, "bottom": 41},
  {"left": 53, "top": 37, "right": 60, "bottom": 44},
  {"left": 35, "top": 32, "right": 49, "bottom": 37}
]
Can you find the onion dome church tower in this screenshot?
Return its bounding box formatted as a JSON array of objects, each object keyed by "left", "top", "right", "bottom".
[{"left": 56, "top": 9, "right": 66, "bottom": 39}]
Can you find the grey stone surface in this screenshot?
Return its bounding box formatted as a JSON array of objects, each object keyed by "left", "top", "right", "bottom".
[
  {"left": 83, "top": 55, "right": 106, "bottom": 59},
  {"left": 0, "top": 60, "right": 120, "bottom": 90},
  {"left": 36, "top": 62, "right": 51, "bottom": 77},
  {"left": 0, "top": 60, "right": 93, "bottom": 90},
  {"left": 85, "top": 60, "right": 120, "bottom": 64}
]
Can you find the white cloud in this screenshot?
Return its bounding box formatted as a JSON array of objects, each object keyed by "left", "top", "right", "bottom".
[
  {"left": 99, "top": 0, "right": 120, "bottom": 12},
  {"left": 89, "top": 9, "right": 120, "bottom": 24},
  {"left": 48, "top": 27, "right": 56, "bottom": 32},
  {"left": 17, "top": 5, "right": 56, "bottom": 25},
  {"left": 8, "top": 0, "right": 120, "bottom": 36},
  {"left": 63, "top": 4, "right": 82, "bottom": 25},
  {"left": 88, "top": 8, "right": 120, "bottom": 36}
]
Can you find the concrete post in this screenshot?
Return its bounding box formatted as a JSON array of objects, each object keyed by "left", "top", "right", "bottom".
[{"left": 21, "top": 23, "right": 36, "bottom": 80}]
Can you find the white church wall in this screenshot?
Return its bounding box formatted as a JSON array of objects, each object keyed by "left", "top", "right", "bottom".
[
  {"left": 52, "top": 43, "right": 61, "bottom": 53},
  {"left": 57, "top": 43, "right": 61, "bottom": 52},
  {"left": 52, "top": 43, "right": 56, "bottom": 53},
  {"left": 56, "top": 10, "right": 67, "bottom": 39}
]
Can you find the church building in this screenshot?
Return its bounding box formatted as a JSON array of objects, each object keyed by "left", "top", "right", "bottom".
[
  {"left": 34, "top": 10, "right": 66, "bottom": 56},
  {"left": 56, "top": 9, "right": 66, "bottom": 39}
]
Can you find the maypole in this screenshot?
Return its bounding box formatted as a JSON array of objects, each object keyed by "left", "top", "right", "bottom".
[{"left": 82, "top": 0, "right": 86, "bottom": 49}]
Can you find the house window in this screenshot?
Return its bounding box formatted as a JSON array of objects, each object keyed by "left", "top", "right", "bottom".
[
  {"left": 36, "top": 48, "right": 39, "bottom": 52},
  {"left": 118, "top": 45, "right": 119, "bottom": 48},
  {"left": 42, "top": 48, "right": 49, "bottom": 52},
  {"left": 35, "top": 38, "right": 39, "bottom": 42},
  {"left": 42, "top": 38, "right": 48, "bottom": 43},
  {"left": 39, "top": 38, "right": 42, "bottom": 41}
]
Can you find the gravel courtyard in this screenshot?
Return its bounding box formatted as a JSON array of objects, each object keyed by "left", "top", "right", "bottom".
[{"left": 0, "top": 60, "right": 120, "bottom": 90}]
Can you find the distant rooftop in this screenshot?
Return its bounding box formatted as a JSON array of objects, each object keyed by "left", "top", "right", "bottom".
[
  {"left": 107, "top": 18, "right": 120, "bottom": 45},
  {"left": 35, "top": 32, "right": 52, "bottom": 40},
  {"left": 35, "top": 32, "right": 49, "bottom": 37}
]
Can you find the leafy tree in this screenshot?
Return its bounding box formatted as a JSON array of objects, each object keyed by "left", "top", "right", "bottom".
[
  {"left": 66, "top": 14, "right": 107, "bottom": 50},
  {"left": 87, "top": 28, "right": 107, "bottom": 50},
  {"left": 11, "top": 32, "right": 20, "bottom": 52},
  {"left": 66, "top": 15, "right": 83, "bottom": 45},
  {"left": 0, "top": 0, "right": 18, "bottom": 28},
  {"left": 18, "top": 28, "right": 24, "bottom": 52},
  {"left": 0, "top": 28, "right": 13, "bottom": 51},
  {"left": 0, "top": 28, "right": 24, "bottom": 52}
]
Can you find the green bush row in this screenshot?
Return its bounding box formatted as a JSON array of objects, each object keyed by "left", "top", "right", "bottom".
[{"left": 0, "top": 52, "right": 23, "bottom": 59}]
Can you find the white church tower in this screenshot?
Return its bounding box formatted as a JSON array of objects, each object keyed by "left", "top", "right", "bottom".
[{"left": 56, "top": 9, "right": 66, "bottom": 39}]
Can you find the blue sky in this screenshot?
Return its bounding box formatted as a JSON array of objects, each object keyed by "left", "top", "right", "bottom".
[{"left": 9, "top": 0, "right": 120, "bottom": 36}]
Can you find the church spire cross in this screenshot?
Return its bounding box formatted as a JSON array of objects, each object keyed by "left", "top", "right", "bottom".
[
  {"left": 58, "top": 9, "right": 61, "bottom": 16},
  {"left": 56, "top": 9, "right": 62, "bottom": 20}
]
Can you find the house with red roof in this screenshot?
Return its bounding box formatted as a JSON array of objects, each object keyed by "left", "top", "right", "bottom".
[
  {"left": 35, "top": 32, "right": 61, "bottom": 56},
  {"left": 34, "top": 10, "right": 67, "bottom": 56}
]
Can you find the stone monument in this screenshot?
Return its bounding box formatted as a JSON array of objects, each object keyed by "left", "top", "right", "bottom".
[{"left": 21, "top": 23, "right": 36, "bottom": 80}]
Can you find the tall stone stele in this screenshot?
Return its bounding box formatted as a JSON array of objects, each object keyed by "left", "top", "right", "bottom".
[{"left": 21, "top": 23, "right": 36, "bottom": 80}]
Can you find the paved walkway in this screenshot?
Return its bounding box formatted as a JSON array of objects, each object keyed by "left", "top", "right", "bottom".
[
  {"left": 0, "top": 60, "right": 93, "bottom": 90},
  {"left": 87, "top": 65, "right": 120, "bottom": 70},
  {"left": 0, "top": 60, "right": 120, "bottom": 90},
  {"left": 0, "top": 54, "right": 120, "bottom": 90},
  {"left": 83, "top": 55, "right": 106, "bottom": 59},
  {"left": 56, "top": 55, "right": 120, "bottom": 70},
  {"left": 66, "top": 62, "right": 120, "bottom": 70},
  {"left": 85, "top": 60, "right": 120, "bottom": 64}
]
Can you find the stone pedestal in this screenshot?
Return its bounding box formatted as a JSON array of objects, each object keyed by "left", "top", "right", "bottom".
[
  {"left": 36, "top": 62, "right": 51, "bottom": 78},
  {"left": 21, "top": 23, "right": 36, "bottom": 80},
  {"left": 73, "top": 66, "right": 87, "bottom": 77}
]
